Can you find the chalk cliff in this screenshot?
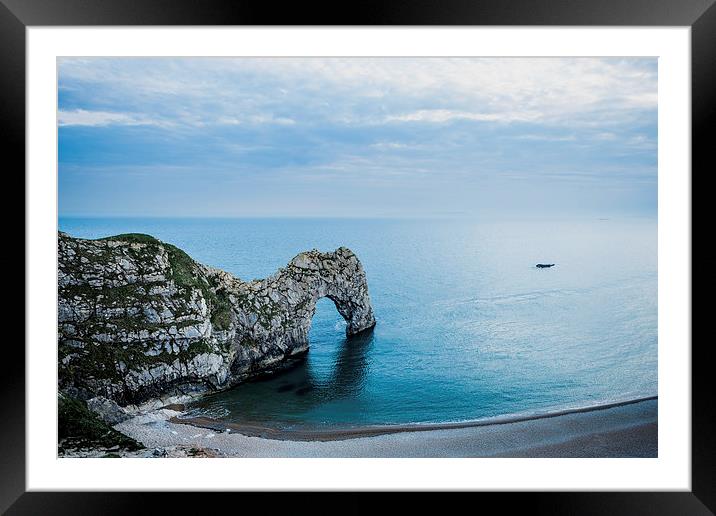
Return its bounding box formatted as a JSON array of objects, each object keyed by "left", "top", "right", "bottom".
[{"left": 58, "top": 232, "right": 376, "bottom": 407}]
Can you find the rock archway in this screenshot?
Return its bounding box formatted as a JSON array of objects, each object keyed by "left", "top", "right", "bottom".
[
  {"left": 58, "top": 231, "right": 376, "bottom": 405},
  {"left": 225, "top": 247, "right": 377, "bottom": 379},
  {"left": 285, "top": 247, "right": 377, "bottom": 336}
]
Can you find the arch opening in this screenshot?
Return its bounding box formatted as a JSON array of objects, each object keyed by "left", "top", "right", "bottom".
[
  {"left": 303, "top": 296, "right": 375, "bottom": 398},
  {"left": 309, "top": 297, "right": 348, "bottom": 344}
]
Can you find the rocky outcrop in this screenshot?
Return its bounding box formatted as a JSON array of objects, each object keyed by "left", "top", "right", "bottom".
[{"left": 58, "top": 232, "right": 376, "bottom": 407}]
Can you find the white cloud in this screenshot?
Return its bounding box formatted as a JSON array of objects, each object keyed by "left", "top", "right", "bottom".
[
  {"left": 516, "top": 134, "right": 576, "bottom": 142},
  {"left": 217, "top": 116, "right": 242, "bottom": 125},
  {"left": 595, "top": 132, "right": 618, "bottom": 140},
  {"left": 384, "top": 109, "right": 541, "bottom": 124},
  {"left": 625, "top": 134, "right": 657, "bottom": 150},
  {"left": 248, "top": 115, "right": 296, "bottom": 125},
  {"left": 624, "top": 92, "right": 659, "bottom": 108},
  {"left": 57, "top": 109, "right": 168, "bottom": 127},
  {"left": 59, "top": 109, "right": 296, "bottom": 128},
  {"left": 58, "top": 57, "right": 657, "bottom": 132},
  {"left": 217, "top": 115, "right": 296, "bottom": 126},
  {"left": 218, "top": 57, "right": 658, "bottom": 123},
  {"left": 370, "top": 142, "right": 411, "bottom": 150}
]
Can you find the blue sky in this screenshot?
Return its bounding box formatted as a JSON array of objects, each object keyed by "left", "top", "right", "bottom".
[{"left": 58, "top": 57, "right": 657, "bottom": 218}]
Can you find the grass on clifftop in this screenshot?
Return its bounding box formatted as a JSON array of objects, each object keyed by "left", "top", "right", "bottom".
[
  {"left": 96, "top": 232, "right": 233, "bottom": 330},
  {"left": 58, "top": 393, "right": 143, "bottom": 453},
  {"left": 163, "top": 242, "right": 233, "bottom": 330},
  {"left": 98, "top": 233, "right": 161, "bottom": 245}
]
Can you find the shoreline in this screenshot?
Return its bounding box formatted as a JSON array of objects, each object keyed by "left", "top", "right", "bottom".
[
  {"left": 171, "top": 395, "right": 658, "bottom": 442},
  {"left": 113, "top": 396, "right": 658, "bottom": 458}
]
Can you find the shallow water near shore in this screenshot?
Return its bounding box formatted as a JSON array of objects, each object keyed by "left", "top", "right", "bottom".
[{"left": 59, "top": 216, "right": 657, "bottom": 429}]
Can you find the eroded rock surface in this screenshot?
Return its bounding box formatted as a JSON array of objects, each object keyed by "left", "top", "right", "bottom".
[{"left": 58, "top": 232, "right": 376, "bottom": 407}]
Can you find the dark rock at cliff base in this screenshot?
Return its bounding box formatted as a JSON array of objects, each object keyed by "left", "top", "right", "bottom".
[
  {"left": 535, "top": 263, "right": 555, "bottom": 268},
  {"left": 58, "top": 393, "right": 143, "bottom": 454},
  {"left": 58, "top": 231, "right": 376, "bottom": 407}
]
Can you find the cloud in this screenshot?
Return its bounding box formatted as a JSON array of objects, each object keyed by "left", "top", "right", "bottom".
[
  {"left": 369, "top": 142, "right": 411, "bottom": 150},
  {"left": 57, "top": 57, "right": 657, "bottom": 218},
  {"left": 384, "top": 109, "right": 541, "bottom": 124},
  {"left": 217, "top": 114, "right": 296, "bottom": 126},
  {"left": 516, "top": 134, "right": 577, "bottom": 142},
  {"left": 60, "top": 108, "right": 297, "bottom": 129},
  {"left": 249, "top": 115, "right": 296, "bottom": 125},
  {"left": 58, "top": 57, "right": 657, "bottom": 130},
  {"left": 58, "top": 109, "right": 168, "bottom": 127}
]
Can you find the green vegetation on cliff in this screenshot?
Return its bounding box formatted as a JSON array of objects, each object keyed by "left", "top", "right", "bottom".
[
  {"left": 99, "top": 233, "right": 160, "bottom": 245},
  {"left": 102, "top": 233, "right": 234, "bottom": 331},
  {"left": 58, "top": 393, "right": 143, "bottom": 453}
]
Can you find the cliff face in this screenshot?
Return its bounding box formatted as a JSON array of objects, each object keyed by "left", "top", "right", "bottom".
[{"left": 58, "top": 232, "right": 376, "bottom": 406}]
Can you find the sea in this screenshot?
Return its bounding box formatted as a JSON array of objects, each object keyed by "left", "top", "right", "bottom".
[{"left": 58, "top": 216, "right": 658, "bottom": 430}]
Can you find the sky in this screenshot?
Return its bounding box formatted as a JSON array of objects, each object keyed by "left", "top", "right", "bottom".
[{"left": 58, "top": 57, "right": 657, "bottom": 219}]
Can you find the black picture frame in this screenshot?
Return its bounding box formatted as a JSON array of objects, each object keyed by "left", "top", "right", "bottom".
[{"left": 3, "top": 0, "right": 711, "bottom": 513}]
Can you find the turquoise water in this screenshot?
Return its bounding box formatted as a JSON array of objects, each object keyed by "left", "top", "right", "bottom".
[{"left": 59, "top": 217, "right": 657, "bottom": 428}]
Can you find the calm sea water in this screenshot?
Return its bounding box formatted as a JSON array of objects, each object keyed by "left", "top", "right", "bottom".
[{"left": 59, "top": 217, "right": 657, "bottom": 429}]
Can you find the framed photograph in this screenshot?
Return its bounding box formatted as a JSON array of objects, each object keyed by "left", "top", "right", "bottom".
[{"left": 6, "top": 0, "right": 711, "bottom": 513}]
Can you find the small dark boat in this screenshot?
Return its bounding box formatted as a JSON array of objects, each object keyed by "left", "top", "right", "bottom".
[{"left": 536, "top": 263, "right": 555, "bottom": 268}]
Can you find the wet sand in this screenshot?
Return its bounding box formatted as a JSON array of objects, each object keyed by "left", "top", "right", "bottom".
[{"left": 115, "top": 397, "right": 657, "bottom": 458}]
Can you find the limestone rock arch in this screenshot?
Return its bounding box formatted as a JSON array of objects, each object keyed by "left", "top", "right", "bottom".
[
  {"left": 222, "top": 247, "right": 377, "bottom": 378},
  {"left": 58, "top": 231, "right": 376, "bottom": 405}
]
